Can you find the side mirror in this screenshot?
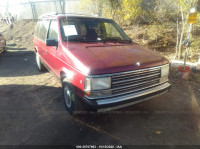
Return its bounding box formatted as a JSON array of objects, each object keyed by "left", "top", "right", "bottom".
[{"left": 46, "top": 39, "right": 58, "bottom": 47}]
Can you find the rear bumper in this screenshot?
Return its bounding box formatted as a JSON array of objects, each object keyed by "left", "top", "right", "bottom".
[{"left": 83, "top": 82, "right": 171, "bottom": 112}]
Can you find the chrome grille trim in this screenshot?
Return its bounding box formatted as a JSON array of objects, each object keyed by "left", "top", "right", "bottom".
[
  {"left": 112, "top": 80, "right": 161, "bottom": 95},
  {"left": 112, "top": 68, "right": 160, "bottom": 79},
  {"left": 112, "top": 79, "right": 160, "bottom": 93},
  {"left": 112, "top": 73, "right": 160, "bottom": 85},
  {"left": 111, "top": 66, "right": 161, "bottom": 95}
]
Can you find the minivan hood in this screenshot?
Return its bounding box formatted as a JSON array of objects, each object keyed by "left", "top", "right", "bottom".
[{"left": 62, "top": 42, "right": 168, "bottom": 75}]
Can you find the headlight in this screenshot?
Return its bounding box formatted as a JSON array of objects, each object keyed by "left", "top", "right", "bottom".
[
  {"left": 160, "top": 64, "right": 169, "bottom": 83},
  {"left": 161, "top": 64, "right": 169, "bottom": 77},
  {"left": 85, "top": 77, "right": 111, "bottom": 91}
]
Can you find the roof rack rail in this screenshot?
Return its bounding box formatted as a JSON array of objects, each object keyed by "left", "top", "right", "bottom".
[
  {"left": 40, "top": 13, "right": 100, "bottom": 18},
  {"left": 40, "top": 12, "right": 57, "bottom": 18},
  {"left": 55, "top": 13, "right": 87, "bottom": 16}
]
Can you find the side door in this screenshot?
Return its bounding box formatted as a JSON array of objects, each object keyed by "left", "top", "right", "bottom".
[
  {"left": 44, "top": 19, "right": 61, "bottom": 77},
  {"left": 34, "top": 19, "right": 49, "bottom": 64}
]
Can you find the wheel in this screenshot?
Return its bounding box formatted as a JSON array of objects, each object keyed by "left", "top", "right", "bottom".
[
  {"left": 0, "top": 39, "right": 6, "bottom": 53},
  {"left": 62, "top": 82, "right": 86, "bottom": 115},
  {"left": 3, "top": 39, "right": 6, "bottom": 52},
  {"left": 36, "top": 53, "right": 46, "bottom": 71}
]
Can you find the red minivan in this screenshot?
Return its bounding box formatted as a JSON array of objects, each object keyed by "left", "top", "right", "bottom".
[{"left": 33, "top": 14, "right": 170, "bottom": 114}]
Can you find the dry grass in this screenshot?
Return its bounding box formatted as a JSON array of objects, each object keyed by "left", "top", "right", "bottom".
[
  {"left": 0, "top": 20, "right": 37, "bottom": 51},
  {"left": 123, "top": 24, "right": 200, "bottom": 62}
]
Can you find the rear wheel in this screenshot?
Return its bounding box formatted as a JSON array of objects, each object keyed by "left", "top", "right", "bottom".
[
  {"left": 62, "top": 82, "right": 86, "bottom": 115},
  {"left": 3, "top": 40, "right": 6, "bottom": 51},
  {"left": 0, "top": 39, "right": 6, "bottom": 53},
  {"left": 36, "top": 53, "right": 46, "bottom": 71}
]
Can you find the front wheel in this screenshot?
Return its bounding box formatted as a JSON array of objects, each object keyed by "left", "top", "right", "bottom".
[{"left": 62, "top": 82, "right": 86, "bottom": 115}]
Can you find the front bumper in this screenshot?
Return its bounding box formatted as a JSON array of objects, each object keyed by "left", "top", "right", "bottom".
[{"left": 83, "top": 82, "right": 171, "bottom": 112}]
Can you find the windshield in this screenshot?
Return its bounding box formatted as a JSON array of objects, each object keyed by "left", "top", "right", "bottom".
[{"left": 59, "top": 17, "right": 131, "bottom": 43}]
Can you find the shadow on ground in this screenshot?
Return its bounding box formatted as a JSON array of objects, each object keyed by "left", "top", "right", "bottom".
[
  {"left": 0, "top": 50, "right": 41, "bottom": 77},
  {"left": 6, "top": 43, "right": 17, "bottom": 47},
  {"left": 0, "top": 84, "right": 200, "bottom": 145},
  {"left": 6, "top": 47, "right": 27, "bottom": 51}
]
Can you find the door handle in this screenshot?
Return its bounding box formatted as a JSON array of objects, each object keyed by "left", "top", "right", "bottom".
[
  {"left": 42, "top": 48, "right": 45, "bottom": 55},
  {"left": 43, "top": 49, "right": 47, "bottom": 55}
]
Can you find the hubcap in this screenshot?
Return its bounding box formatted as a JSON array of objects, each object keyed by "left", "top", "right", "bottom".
[
  {"left": 36, "top": 54, "right": 40, "bottom": 67},
  {"left": 64, "top": 85, "right": 72, "bottom": 108}
]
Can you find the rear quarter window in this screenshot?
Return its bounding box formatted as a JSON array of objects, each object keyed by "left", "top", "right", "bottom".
[
  {"left": 36, "top": 19, "right": 49, "bottom": 41},
  {"left": 34, "top": 22, "right": 40, "bottom": 38}
]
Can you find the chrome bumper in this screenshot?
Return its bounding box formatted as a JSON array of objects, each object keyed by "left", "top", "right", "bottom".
[
  {"left": 83, "top": 82, "right": 170, "bottom": 112},
  {"left": 97, "top": 82, "right": 170, "bottom": 105}
]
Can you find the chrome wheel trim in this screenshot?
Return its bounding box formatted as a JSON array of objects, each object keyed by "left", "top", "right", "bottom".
[
  {"left": 64, "top": 85, "right": 72, "bottom": 108},
  {"left": 36, "top": 53, "right": 40, "bottom": 68}
]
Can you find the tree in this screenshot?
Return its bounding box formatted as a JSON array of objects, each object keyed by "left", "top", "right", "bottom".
[
  {"left": 119, "top": 0, "right": 142, "bottom": 24},
  {"left": 153, "top": 0, "right": 198, "bottom": 59},
  {"left": 175, "top": 0, "right": 197, "bottom": 59},
  {"left": 79, "top": 0, "right": 101, "bottom": 15},
  {"left": 78, "top": 0, "right": 142, "bottom": 25}
]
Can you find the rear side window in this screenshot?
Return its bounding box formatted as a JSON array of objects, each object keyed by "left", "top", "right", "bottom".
[
  {"left": 37, "top": 20, "right": 49, "bottom": 41},
  {"left": 35, "top": 22, "right": 40, "bottom": 38},
  {"left": 47, "top": 20, "right": 58, "bottom": 41}
]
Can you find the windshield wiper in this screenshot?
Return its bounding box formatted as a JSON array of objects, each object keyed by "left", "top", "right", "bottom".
[
  {"left": 103, "top": 38, "right": 132, "bottom": 44},
  {"left": 64, "top": 38, "right": 83, "bottom": 42},
  {"left": 64, "top": 38, "right": 102, "bottom": 43}
]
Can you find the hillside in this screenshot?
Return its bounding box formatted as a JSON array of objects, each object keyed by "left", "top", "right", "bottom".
[{"left": 0, "top": 20, "right": 37, "bottom": 51}]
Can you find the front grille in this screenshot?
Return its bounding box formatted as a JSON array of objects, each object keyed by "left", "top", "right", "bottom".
[{"left": 111, "top": 67, "right": 161, "bottom": 95}]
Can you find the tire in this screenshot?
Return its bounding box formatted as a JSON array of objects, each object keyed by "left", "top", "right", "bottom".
[
  {"left": 62, "top": 82, "right": 86, "bottom": 115},
  {"left": 36, "top": 53, "right": 46, "bottom": 71},
  {"left": 4, "top": 40, "right": 6, "bottom": 50},
  {"left": 0, "top": 39, "right": 6, "bottom": 53},
  {"left": 3, "top": 40, "right": 6, "bottom": 52}
]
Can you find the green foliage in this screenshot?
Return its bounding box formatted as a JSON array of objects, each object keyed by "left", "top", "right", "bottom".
[
  {"left": 79, "top": 0, "right": 100, "bottom": 15},
  {"left": 79, "top": 0, "right": 142, "bottom": 25},
  {"left": 120, "top": 0, "right": 142, "bottom": 22},
  {"left": 106, "top": 0, "right": 142, "bottom": 25}
]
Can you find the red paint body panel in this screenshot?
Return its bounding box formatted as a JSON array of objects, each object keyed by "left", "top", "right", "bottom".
[
  {"left": 62, "top": 42, "right": 168, "bottom": 75},
  {"left": 33, "top": 38, "right": 86, "bottom": 92}
]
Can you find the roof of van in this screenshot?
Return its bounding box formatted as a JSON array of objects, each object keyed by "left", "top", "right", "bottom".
[{"left": 41, "top": 13, "right": 108, "bottom": 19}]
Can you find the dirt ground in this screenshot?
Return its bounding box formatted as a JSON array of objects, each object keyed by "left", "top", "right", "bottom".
[
  {"left": 0, "top": 20, "right": 36, "bottom": 52},
  {"left": 0, "top": 22, "right": 200, "bottom": 146}
]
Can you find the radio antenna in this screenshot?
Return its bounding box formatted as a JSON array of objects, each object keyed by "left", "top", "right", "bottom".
[
  {"left": 67, "top": 17, "right": 69, "bottom": 49},
  {"left": 67, "top": 17, "right": 69, "bottom": 50}
]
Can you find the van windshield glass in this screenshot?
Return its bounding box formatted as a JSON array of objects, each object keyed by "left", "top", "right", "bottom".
[{"left": 59, "top": 17, "right": 131, "bottom": 43}]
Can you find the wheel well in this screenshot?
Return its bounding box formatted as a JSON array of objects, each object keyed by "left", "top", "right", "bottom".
[
  {"left": 60, "top": 70, "right": 72, "bottom": 84},
  {"left": 60, "top": 71, "right": 65, "bottom": 82},
  {"left": 34, "top": 47, "right": 38, "bottom": 53}
]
